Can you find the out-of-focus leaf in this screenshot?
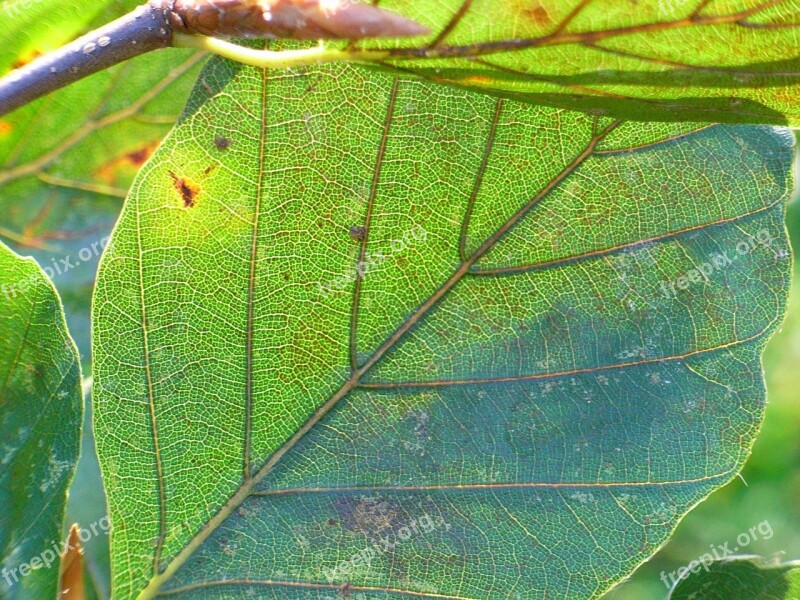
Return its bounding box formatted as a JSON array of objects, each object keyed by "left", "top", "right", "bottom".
[
  {"left": 0, "top": 0, "right": 206, "bottom": 357},
  {"left": 0, "top": 241, "right": 82, "bottom": 600},
  {"left": 1, "top": 5, "right": 205, "bottom": 586},
  {"left": 667, "top": 557, "right": 800, "bottom": 599},
  {"left": 0, "top": 0, "right": 139, "bottom": 75},
  {"left": 93, "top": 55, "right": 793, "bottom": 599},
  {"left": 342, "top": 0, "right": 800, "bottom": 125}
]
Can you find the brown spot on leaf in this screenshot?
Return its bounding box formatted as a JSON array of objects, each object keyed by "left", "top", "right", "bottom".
[
  {"left": 523, "top": 4, "right": 550, "bottom": 25},
  {"left": 203, "top": 164, "right": 218, "bottom": 176},
  {"left": 95, "top": 142, "right": 159, "bottom": 184},
  {"left": 168, "top": 170, "right": 200, "bottom": 208},
  {"left": 349, "top": 225, "right": 366, "bottom": 241},
  {"left": 214, "top": 136, "right": 231, "bottom": 150},
  {"left": 128, "top": 148, "right": 151, "bottom": 165}
]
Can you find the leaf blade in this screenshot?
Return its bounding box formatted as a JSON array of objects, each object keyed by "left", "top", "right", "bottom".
[
  {"left": 93, "top": 59, "right": 794, "bottom": 599},
  {"left": 0, "top": 241, "right": 83, "bottom": 600},
  {"left": 346, "top": 0, "right": 800, "bottom": 125},
  {"left": 667, "top": 557, "right": 800, "bottom": 600}
]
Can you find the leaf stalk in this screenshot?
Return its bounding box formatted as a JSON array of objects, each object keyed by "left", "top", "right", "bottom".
[{"left": 172, "top": 33, "right": 389, "bottom": 69}]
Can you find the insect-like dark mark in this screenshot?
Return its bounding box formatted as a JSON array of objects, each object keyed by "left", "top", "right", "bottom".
[
  {"left": 349, "top": 225, "right": 366, "bottom": 241},
  {"left": 168, "top": 170, "right": 200, "bottom": 208},
  {"left": 214, "top": 136, "right": 231, "bottom": 151},
  {"left": 203, "top": 164, "right": 218, "bottom": 176}
]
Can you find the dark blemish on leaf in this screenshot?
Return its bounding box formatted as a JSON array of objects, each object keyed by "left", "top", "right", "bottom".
[
  {"left": 168, "top": 170, "right": 200, "bottom": 208},
  {"left": 524, "top": 5, "right": 550, "bottom": 25},
  {"left": 304, "top": 77, "right": 322, "bottom": 96},
  {"left": 214, "top": 136, "right": 231, "bottom": 151},
  {"left": 95, "top": 142, "right": 159, "bottom": 183},
  {"left": 349, "top": 225, "right": 366, "bottom": 241},
  {"left": 127, "top": 147, "right": 151, "bottom": 167},
  {"left": 327, "top": 518, "right": 338, "bottom": 527},
  {"left": 334, "top": 496, "right": 402, "bottom": 536},
  {"left": 203, "top": 164, "right": 217, "bottom": 176},
  {"left": 341, "top": 583, "right": 353, "bottom": 598}
]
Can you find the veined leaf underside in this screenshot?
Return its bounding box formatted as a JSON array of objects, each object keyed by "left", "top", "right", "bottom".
[
  {"left": 93, "top": 58, "right": 793, "bottom": 599},
  {"left": 359, "top": 0, "right": 800, "bottom": 124}
]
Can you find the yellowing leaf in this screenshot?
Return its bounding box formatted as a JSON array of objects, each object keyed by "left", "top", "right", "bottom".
[{"left": 58, "top": 524, "right": 85, "bottom": 600}]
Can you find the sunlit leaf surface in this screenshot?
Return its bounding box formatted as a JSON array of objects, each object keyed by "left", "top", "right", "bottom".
[
  {"left": 348, "top": 0, "right": 800, "bottom": 125},
  {"left": 93, "top": 57, "right": 794, "bottom": 599},
  {"left": 0, "top": 241, "right": 82, "bottom": 600}
]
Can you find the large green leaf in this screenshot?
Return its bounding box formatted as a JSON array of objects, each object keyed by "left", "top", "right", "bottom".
[
  {"left": 336, "top": 0, "right": 800, "bottom": 125},
  {"left": 667, "top": 558, "right": 800, "bottom": 599},
  {"left": 0, "top": 241, "right": 82, "bottom": 600},
  {"left": 93, "top": 57, "right": 794, "bottom": 599}
]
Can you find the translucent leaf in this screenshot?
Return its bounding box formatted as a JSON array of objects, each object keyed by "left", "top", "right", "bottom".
[
  {"left": 93, "top": 58, "right": 794, "bottom": 598},
  {"left": 346, "top": 0, "right": 800, "bottom": 125}
]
